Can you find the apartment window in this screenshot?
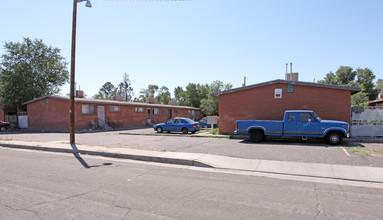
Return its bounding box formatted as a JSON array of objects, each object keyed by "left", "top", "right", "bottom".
[
  {"left": 135, "top": 107, "right": 144, "bottom": 113},
  {"left": 187, "top": 110, "right": 191, "bottom": 114},
  {"left": 82, "top": 105, "right": 96, "bottom": 114},
  {"left": 153, "top": 108, "right": 159, "bottom": 115},
  {"left": 287, "top": 84, "right": 295, "bottom": 93},
  {"left": 174, "top": 109, "right": 179, "bottom": 114},
  {"left": 162, "top": 109, "right": 168, "bottom": 115},
  {"left": 109, "top": 106, "right": 121, "bottom": 112},
  {"left": 196, "top": 111, "right": 200, "bottom": 116}
]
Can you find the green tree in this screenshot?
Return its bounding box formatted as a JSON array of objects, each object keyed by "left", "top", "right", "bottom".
[
  {"left": 377, "top": 79, "right": 383, "bottom": 95},
  {"left": 138, "top": 89, "right": 149, "bottom": 102},
  {"left": 0, "top": 38, "right": 69, "bottom": 110},
  {"left": 117, "top": 73, "right": 134, "bottom": 101},
  {"left": 355, "top": 68, "right": 378, "bottom": 100},
  {"left": 317, "top": 72, "right": 338, "bottom": 85},
  {"left": 94, "top": 82, "right": 116, "bottom": 100},
  {"left": 138, "top": 84, "right": 159, "bottom": 102},
  {"left": 200, "top": 80, "right": 232, "bottom": 115},
  {"left": 173, "top": 80, "right": 232, "bottom": 113},
  {"left": 200, "top": 97, "right": 217, "bottom": 115},
  {"left": 335, "top": 66, "right": 355, "bottom": 85},
  {"left": 184, "top": 83, "right": 209, "bottom": 107},
  {"left": 174, "top": 86, "right": 186, "bottom": 105},
  {"left": 210, "top": 80, "right": 233, "bottom": 93},
  {"left": 148, "top": 85, "right": 159, "bottom": 97},
  {"left": 156, "top": 86, "right": 171, "bottom": 104},
  {"left": 318, "top": 66, "right": 379, "bottom": 106},
  {"left": 351, "top": 92, "right": 369, "bottom": 107}
]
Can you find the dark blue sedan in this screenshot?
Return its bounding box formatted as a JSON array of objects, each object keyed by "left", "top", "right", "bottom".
[
  {"left": 199, "top": 117, "right": 219, "bottom": 128},
  {"left": 154, "top": 117, "right": 201, "bottom": 134}
]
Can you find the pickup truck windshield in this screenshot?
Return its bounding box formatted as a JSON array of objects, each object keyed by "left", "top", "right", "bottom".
[{"left": 313, "top": 112, "right": 322, "bottom": 121}]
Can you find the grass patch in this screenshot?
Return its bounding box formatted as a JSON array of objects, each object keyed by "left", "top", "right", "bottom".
[
  {"left": 349, "top": 147, "right": 383, "bottom": 157},
  {"left": 193, "top": 128, "right": 232, "bottom": 139},
  {"left": 199, "top": 128, "right": 220, "bottom": 135}
]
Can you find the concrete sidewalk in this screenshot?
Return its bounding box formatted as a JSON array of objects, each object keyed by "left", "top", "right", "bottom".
[{"left": 1, "top": 140, "right": 382, "bottom": 184}]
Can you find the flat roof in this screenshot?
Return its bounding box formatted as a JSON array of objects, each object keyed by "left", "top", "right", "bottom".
[
  {"left": 211, "top": 79, "right": 362, "bottom": 97},
  {"left": 22, "top": 95, "right": 201, "bottom": 110},
  {"left": 368, "top": 98, "right": 383, "bottom": 104},
  {"left": 285, "top": 110, "right": 313, "bottom": 113}
]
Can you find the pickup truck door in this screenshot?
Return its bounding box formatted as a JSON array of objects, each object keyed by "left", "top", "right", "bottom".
[
  {"left": 284, "top": 112, "right": 297, "bottom": 136},
  {"left": 296, "top": 112, "right": 321, "bottom": 136}
]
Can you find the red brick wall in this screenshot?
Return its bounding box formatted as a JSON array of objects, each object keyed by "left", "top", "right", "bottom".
[
  {"left": 149, "top": 108, "right": 203, "bottom": 124},
  {"left": 105, "top": 105, "right": 147, "bottom": 128},
  {"left": 27, "top": 98, "right": 204, "bottom": 130},
  {"left": 27, "top": 98, "right": 70, "bottom": 130},
  {"left": 0, "top": 105, "right": 4, "bottom": 121},
  {"left": 218, "top": 83, "right": 352, "bottom": 134}
]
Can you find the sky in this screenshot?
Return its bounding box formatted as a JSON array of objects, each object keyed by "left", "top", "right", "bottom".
[{"left": 1, "top": 0, "right": 382, "bottom": 99}]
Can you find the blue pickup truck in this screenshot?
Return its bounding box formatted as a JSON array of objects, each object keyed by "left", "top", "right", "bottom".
[{"left": 235, "top": 110, "right": 349, "bottom": 145}]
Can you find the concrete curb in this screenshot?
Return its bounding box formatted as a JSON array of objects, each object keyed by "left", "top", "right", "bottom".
[
  {"left": 118, "top": 132, "right": 246, "bottom": 139},
  {"left": 1, "top": 141, "right": 383, "bottom": 184},
  {"left": 0, "top": 143, "right": 215, "bottom": 168}
]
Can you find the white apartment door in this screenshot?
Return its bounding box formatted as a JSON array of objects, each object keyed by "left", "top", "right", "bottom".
[{"left": 97, "top": 106, "right": 105, "bottom": 128}]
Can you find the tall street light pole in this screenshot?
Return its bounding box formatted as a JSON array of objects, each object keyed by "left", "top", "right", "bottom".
[{"left": 70, "top": 0, "right": 92, "bottom": 145}]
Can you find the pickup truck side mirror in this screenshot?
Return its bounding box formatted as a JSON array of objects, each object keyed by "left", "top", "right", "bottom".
[{"left": 308, "top": 118, "right": 312, "bottom": 123}]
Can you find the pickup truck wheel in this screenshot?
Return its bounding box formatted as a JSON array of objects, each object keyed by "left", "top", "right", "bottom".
[
  {"left": 156, "top": 127, "right": 163, "bottom": 133},
  {"left": 326, "top": 132, "right": 342, "bottom": 145},
  {"left": 250, "top": 130, "right": 264, "bottom": 142}
]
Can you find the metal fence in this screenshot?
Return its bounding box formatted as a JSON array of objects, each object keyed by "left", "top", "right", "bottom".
[
  {"left": 5, "top": 115, "right": 18, "bottom": 128},
  {"left": 351, "top": 106, "right": 383, "bottom": 137}
]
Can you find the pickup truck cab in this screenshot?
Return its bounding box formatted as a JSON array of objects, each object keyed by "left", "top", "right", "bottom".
[{"left": 235, "top": 110, "right": 349, "bottom": 145}]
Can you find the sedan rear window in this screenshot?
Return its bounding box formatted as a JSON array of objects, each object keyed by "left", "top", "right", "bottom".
[{"left": 183, "top": 118, "right": 194, "bottom": 123}]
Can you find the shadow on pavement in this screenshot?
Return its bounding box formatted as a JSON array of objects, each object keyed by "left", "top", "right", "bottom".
[
  {"left": 239, "top": 138, "right": 335, "bottom": 148},
  {"left": 71, "top": 144, "right": 113, "bottom": 169}
]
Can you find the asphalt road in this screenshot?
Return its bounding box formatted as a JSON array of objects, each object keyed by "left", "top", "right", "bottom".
[
  {"left": 1, "top": 148, "right": 383, "bottom": 219},
  {"left": 1, "top": 129, "right": 383, "bottom": 167}
]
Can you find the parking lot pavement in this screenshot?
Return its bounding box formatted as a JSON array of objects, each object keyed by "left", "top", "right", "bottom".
[{"left": 0, "top": 128, "right": 382, "bottom": 167}]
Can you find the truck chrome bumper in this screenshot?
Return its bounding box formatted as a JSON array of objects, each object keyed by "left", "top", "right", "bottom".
[
  {"left": 347, "top": 133, "right": 350, "bottom": 138},
  {"left": 234, "top": 130, "right": 238, "bottom": 134}
]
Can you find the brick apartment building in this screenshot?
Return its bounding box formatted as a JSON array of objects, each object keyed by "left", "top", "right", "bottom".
[
  {"left": 368, "top": 93, "right": 383, "bottom": 106},
  {"left": 23, "top": 95, "right": 204, "bottom": 131},
  {"left": 212, "top": 79, "right": 361, "bottom": 134}
]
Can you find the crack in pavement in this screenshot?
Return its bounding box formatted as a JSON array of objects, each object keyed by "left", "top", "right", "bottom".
[
  {"left": 24, "top": 189, "right": 96, "bottom": 210},
  {"left": 115, "top": 204, "right": 131, "bottom": 220},
  {"left": 0, "top": 201, "right": 43, "bottom": 220},
  {"left": 90, "top": 189, "right": 133, "bottom": 220},
  {"left": 314, "top": 183, "right": 324, "bottom": 218}
]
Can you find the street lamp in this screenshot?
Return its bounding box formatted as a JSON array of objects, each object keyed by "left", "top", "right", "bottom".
[{"left": 70, "top": 0, "right": 92, "bottom": 145}]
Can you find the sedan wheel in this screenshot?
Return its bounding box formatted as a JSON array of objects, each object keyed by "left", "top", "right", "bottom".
[
  {"left": 0, "top": 127, "right": 6, "bottom": 132},
  {"left": 156, "top": 127, "right": 163, "bottom": 133},
  {"left": 182, "top": 128, "right": 188, "bottom": 134}
]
